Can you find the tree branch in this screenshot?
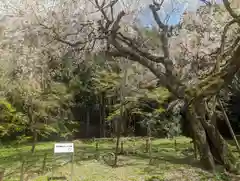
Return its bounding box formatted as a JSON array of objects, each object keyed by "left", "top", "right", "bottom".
[
  {"left": 109, "top": 39, "right": 166, "bottom": 80},
  {"left": 95, "top": 0, "right": 185, "bottom": 98},
  {"left": 149, "top": 0, "right": 165, "bottom": 29},
  {"left": 223, "top": 0, "right": 240, "bottom": 24},
  {"left": 116, "top": 33, "right": 165, "bottom": 63},
  {"left": 149, "top": 0, "right": 173, "bottom": 74},
  {"left": 94, "top": 0, "right": 112, "bottom": 29},
  {"left": 223, "top": 36, "right": 240, "bottom": 58}
]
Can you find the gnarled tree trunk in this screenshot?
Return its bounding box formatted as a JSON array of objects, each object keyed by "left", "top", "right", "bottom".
[{"left": 185, "top": 99, "right": 236, "bottom": 171}]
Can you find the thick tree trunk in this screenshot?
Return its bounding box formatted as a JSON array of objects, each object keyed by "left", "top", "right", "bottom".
[
  {"left": 31, "top": 130, "right": 37, "bottom": 153},
  {"left": 186, "top": 103, "right": 215, "bottom": 170},
  {"left": 99, "top": 92, "right": 106, "bottom": 137},
  {"left": 121, "top": 114, "right": 127, "bottom": 136},
  {"left": 185, "top": 100, "right": 236, "bottom": 172},
  {"left": 86, "top": 109, "right": 90, "bottom": 137},
  {"left": 99, "top": 95, "right": 102, "bottom": 137},
  {"left": 102, "top": 92, "right": 106, "bottom": 137}
]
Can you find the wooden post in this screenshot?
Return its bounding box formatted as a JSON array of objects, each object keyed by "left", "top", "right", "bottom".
[
  {"left": 95, "top": 142, "right": 99, "bottom": 152},
  {"left": 145, "top": 139, "right": 149, "bottom": 153},
  {"left": 193, "top": 139, "right": 198, "bottom": 159},
  {"left": 148, "top": 123, "right": 152, "bottom": 164},
  {"left": 132, "top": 141, "right": 136, "bottom": 154},
  {"left": 120, "top": 141, "right": 124, "bottom": 154},
  {"left": 70, "top": 153, "right": 74, "bottom": 181},
  {"left": 174, "top": 139, "right": 177, "bottom": 151},
  {"left": 86, "top": 109, "right": 90, "bottom": 138},
  {"left": 31, "top": 130, "right": 37, "bottom": 153},
  {"left": 51, "top": 153, "right": 55, "bottom": 179},
  {"left": 95, "top": 142, "right": 100, "bottom": 159},
  {"left": 41, "top": 153, "right": 47, "bottom": 174},
  {"left": 218, "top": 99, "right": 240, "bottom": 152},
  {"left": 99, "top": 92, "right": 106, "bottom": 138},
  {"left": 102, "top": 92, "right": 106, "bottom": 138},
  {"left": 99, "top": 94, "right": 102, "bottom": 137},
  {"left": 20, "top": 156, "right": 25, "bottom": 181},
  {"left": 149, "top": 138, "right": 152, "bottom": 164}
]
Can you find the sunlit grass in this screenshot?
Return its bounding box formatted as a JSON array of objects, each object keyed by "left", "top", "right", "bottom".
[{"left": 0, "top": 137, "right": 239, "bottom": 181}]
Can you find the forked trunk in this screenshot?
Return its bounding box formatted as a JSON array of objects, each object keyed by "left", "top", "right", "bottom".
[
  {"left": 185, "top": 100, "right": 236, "bottom": 172},
  {"left": 186, "top": 103, "right": 215, "bottom": 170}
]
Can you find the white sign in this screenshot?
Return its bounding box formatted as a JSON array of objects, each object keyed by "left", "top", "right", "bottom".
[{"left": 54, "top": 143, "right": 74, "bottom": 153}]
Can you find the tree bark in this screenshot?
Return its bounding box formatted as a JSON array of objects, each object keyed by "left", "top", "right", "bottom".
[
  {"left": 99, "top": 92, "right": 106, "bottom": 137},
  {"left": 102, "top": 92, "right": 106, "bottom": 137},
  {"left": 114, "top": 63, "right": 127, "bottom": 166},
  {"left": 99, "top": 94, "right": 102, "bottom": 137},
  {"left": 186, "top": 103, "right": 215, "bottom": 170},
  {"left": 28, "top": 102, "right": 37, "bottom": 154},
  {"left": 86, "top": 109, "right": 90, "bottom": 137},
  {"left": 185, "top": 100, "right": 236, "bottom": 172},
  {"left": 31, "top": 130, "right": 37, "bottom": 153}
]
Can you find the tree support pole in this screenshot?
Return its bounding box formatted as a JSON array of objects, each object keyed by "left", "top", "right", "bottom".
[{"left": 218, "top": 99, "right": 240, "bottom": 153}]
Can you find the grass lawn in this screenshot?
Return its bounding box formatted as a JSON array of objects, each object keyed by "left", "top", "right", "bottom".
[{"left": 0, "top": 137, "right": 240, "bottom": 181}]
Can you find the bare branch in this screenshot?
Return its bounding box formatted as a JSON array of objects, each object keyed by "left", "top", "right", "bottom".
[
  {"left": 223, "top": 0, "right": 240, "bottom": 24},
  {"left": 149, "top": 0, "right": 165, "bottom": 29},
  {"left": 116, "top": 32, "right": 165, "bottom": 63},
  {"left": 220, "top": 19, "right": 238, "bottom": 52},
  {"left": 109, "top": 39, "right": 166, "bottom": 79},
  {"left": 153, "top": 0, "right": 164, "bottom": 11},
  {"left": 209, "top": 19, "right": 239, "bottom": 74},
  {"left": 110, "top": 0, "right": 118, "bottom": 21},
  {"left": 110, "top": 10, "right": 126, "bottom": 34},
  {"left": 149, "top": 0, "right": 173, "bottom": 75},
  {"left": 39, "top": 20, "right": 100, "bottom": 51},
  {"left": 94, "top": 0, "right": 112, "bottom": 27}
]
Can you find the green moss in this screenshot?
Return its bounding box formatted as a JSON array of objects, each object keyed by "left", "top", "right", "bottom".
[{"left": 184, "top": 72, "right": 226, "bottom": 103}]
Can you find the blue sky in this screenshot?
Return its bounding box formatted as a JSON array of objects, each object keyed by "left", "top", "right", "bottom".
[
  {"left": 138, "top": 4, "right": 186, "bottom": 26},
  {"left": 138, "top": 0, "right": 222, "bottom": 26}
]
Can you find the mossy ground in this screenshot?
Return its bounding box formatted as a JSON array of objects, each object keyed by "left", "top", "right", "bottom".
[{"left": 0, "top": 137, "right": 239, "bottom": 181}]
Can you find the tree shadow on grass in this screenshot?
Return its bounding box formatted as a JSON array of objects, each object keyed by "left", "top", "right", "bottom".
[
  {"left": 118, "top": 151, "right": 206, "bottom": 179},
  {"left": 125, "top": 149, "right": 203, "bottom": 170}
]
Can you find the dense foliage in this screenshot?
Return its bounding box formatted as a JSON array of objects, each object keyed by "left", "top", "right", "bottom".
[
  {"left": 0, "top": 0, "right": 240, "bottom": 172},
  {"left": 0, "top": 0, "right": 239, "bottom": 140}
]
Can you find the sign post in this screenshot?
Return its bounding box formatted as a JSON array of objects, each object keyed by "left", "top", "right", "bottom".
[{"left": 51, "top": 143, "right": 74, "bottom": 181}]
